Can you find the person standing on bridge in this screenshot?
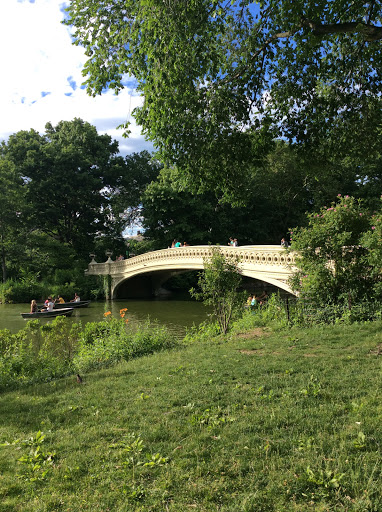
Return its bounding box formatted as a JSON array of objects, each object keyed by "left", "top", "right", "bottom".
[{"left": 281, "top": 237, "right": 289, "bottom": 247}]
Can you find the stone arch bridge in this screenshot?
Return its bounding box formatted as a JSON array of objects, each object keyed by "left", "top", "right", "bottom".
[{"left": 85, "top": 245, "right": 297, "bottom": 299}]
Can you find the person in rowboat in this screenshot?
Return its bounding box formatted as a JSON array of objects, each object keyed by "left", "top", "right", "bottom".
[{"left": 41, "top": 297, "right": 55, "bottom": 312}]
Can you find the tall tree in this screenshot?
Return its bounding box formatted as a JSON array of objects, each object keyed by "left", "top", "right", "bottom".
[
  {"left": 0, "top": 158, "right": 26, "bottom": 282},
  {"left": 141, "top": 142, "right": 368, "bottom": 247},
  {"left": 65, "top": 1, "right": 382, "bottom": 194},
  {"left": 2, "top": 119, "right": 121, "bottom": 259}
]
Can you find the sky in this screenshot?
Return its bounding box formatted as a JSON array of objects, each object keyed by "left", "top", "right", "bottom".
[{"left": 0, "top": 0, "right": 153, "bottom": 156}]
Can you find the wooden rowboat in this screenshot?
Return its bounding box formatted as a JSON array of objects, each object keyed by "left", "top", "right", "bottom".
[
  {"left": 53, "top": 300, "right": 91, "bottom": 309},
  {"left": 37, "top": 300, "right": 91, "bottom": 310},
  {"left": 21, "top": 308, "right": 74, "bottom": 319}
]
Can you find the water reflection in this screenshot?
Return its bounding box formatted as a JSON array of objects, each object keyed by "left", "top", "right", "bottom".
[{"left": 0, "top": 299, "right": 211, "bottom": 338}]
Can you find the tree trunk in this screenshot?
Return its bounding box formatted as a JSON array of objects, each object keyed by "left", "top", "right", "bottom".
[{"left": 1, "top": 247, "right": 6, "bottom": 283}]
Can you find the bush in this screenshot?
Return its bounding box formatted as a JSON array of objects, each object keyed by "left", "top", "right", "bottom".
[
  {"left": 190, "top": 247, "right": 243, "bottom": 334},
  {"left": 74, "top": 317, "right": 177, "bottom": 373},
  {"left": 232, "top": 294, "right": 291, "bottom": 331},
  {"left": 183, "top": 321, "right": 221, "bottom": 344},
  {"left": 289, "top": 195, "right": 382, "bottom": 308},
  {"left": 0, "top": 313, "right": 179, "bottom": 390},
  {"left": 0, "top": 282, "right": 14, "bottom": 303}
]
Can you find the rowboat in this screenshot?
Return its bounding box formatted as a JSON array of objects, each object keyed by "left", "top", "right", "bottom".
[
  {"left": 53, "top": 300, "right": 91, "bottom": 309},
  {"left": 37, "top": 300, "right": 91, "bottom": 310},
  {"left": 21, "top": 308, "right": 74, "bottom": 319}
]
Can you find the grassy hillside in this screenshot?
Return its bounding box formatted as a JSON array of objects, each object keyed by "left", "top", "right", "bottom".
[{"left": 1, "top": 321, "right": 381, "bottom": 511}]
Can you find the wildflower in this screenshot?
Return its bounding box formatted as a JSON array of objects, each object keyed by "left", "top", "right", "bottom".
[
  {"left": 372, "top": 226, "right": 376, "bottom": 230},
  {"left": 125, "top": 318, "right": 129, "bottom": 324},
  {"left": 359, "top": 213, "right": 363, "bottom": 216},
  {"left": 104, "top": 311, "right": 112, "bottom": 317},
  {"left": 337, "top": 194, "right": 341, "bottom": 197}
]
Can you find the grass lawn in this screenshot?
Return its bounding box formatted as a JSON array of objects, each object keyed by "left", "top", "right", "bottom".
[{"left": 0, "top": 321, "right": 381, "bottom": 511}]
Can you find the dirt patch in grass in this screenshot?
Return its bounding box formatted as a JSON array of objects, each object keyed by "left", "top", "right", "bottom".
[
  {"left": 235, "top": 328, "right": 268, "bottom": 340},
  {"left": 369, "top": 343, "right": 382, "bottom": 356},
  {"left": 239, "top": 349, "right": 264, "bottom": 356}
]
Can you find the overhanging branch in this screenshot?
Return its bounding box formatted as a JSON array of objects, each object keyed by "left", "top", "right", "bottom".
[{"left": 302, "top": 19, "right": 382, "bottom": 42}]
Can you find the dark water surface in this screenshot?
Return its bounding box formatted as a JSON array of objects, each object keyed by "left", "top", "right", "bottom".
[{"left": 0, "top": 300, "right": 211, "bottom": 337}]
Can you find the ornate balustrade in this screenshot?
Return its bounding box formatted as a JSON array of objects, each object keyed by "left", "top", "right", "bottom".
[{"left": 86, "top": 245, "right": 297, "bottom": 298}]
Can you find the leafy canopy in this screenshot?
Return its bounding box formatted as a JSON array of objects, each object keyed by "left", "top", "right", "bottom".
[{"left": 65, "top": 1, "right": 382, "bottom": 192}]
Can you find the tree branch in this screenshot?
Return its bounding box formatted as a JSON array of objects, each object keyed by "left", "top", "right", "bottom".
[
  {"left": 302, "top": 19, "right": 382, "bottom": 42},
  {"left": 224, "top": 16, "right": 382, "bottom": 85}
]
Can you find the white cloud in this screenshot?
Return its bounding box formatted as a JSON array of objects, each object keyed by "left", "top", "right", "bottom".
[{"left": 0, "top": 0, "right": 153, "bottom": 155}]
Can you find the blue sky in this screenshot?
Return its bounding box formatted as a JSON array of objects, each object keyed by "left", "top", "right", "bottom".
[{"left": 0, "top": 0, "right": 153, "bottom": 156}]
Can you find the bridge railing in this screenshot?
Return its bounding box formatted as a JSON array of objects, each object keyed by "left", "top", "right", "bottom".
[{"left": 85, "top": 245, "right": 296, "bottom": 276}]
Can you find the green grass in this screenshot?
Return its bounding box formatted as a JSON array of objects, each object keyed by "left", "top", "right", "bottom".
[{"left": 1, "top": 321, "right": 382, "bottom": 511}]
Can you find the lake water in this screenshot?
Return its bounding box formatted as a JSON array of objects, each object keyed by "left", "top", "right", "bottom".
[{"left": 0, "top": 299, "right": 211, "bottom": 337}]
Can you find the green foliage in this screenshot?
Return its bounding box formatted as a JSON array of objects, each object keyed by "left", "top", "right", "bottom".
[
  {"left": 74, "top": 316, "right": 177, "bottom": 373},
  {"left": 0, "top": 314, "right": 177, "bottom": 391},
  {"left": 0, "top": 277, "right": 44, "bottom": 304},
  {"left": 189, "top": 406, "right": 236, "bottom": 432},
  {"left": 2, "top": 431, "right": 56, "bottom": 483},
  {"left": 0, "top": 157, "right": 27, "bottom": 283},
  {"left": 2, "top": 120, "right": 121, "bottom": 258},
  {"left": 65, "top": 1, "right": 382, "bottom": 194},
  {"left": 6, "top": 430, "right": 56, "bottom": 482},
  {"left": 190, "top": 247, "right": 243, "bottom": 334},
  {"left": 0, "top": 281, "right": 14, "bottom": 304},
  {"left": 0, "top": 318, "right": 80, "bottom": 390},
  {"left": 290, "top": 195, "right": 382, "bottom": 308},
  {"left": 183, "top": 320, "right": 221, "bottom": 344},
  {"left": 232, "top": 293, "right": 291, "bottom": 332},
  {"left": 125, "top": 237, "right": 158, "bottom": 256},
  {"left": 108, "top": 150, "right": 162, "bottom": 230},
  {"left": 1, "top": 122, "right": 160, "bottom": 293}
]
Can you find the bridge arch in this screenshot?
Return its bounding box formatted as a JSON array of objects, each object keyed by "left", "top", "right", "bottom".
[{"left": 85, "top": 245, "right": 297, "bottom": 299}]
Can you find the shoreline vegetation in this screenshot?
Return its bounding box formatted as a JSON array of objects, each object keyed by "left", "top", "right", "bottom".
[{"left": 1, "top": 302, "right": 382, "bottom": 510}]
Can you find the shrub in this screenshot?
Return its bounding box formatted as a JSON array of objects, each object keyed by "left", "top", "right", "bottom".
[
  {"left": 73, "top": 317, "right": 177, "bottom": 373},
  {"left": 190, "top": 246, "right": 243, "bottom": 334},
  {"left": 0, "top": 314, "right": 179, "bottom": 391},
  {"left": 289, "top": 195, "right": 382, "bottom": 309}
]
